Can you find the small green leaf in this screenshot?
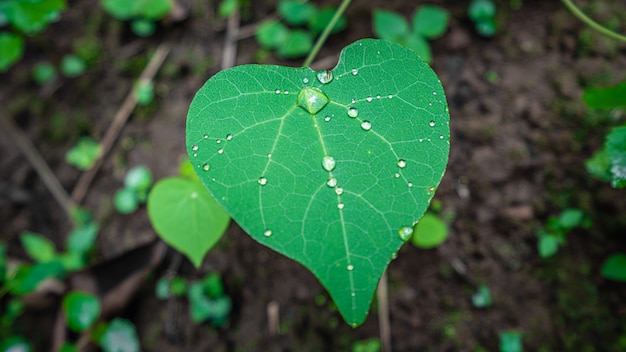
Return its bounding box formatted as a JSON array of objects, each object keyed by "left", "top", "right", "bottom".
[
  {"left": 130, "top": 19, "right": 155, "bottom": 37},
  {"left": 373, "top": 10, "right": 410, "bottom": 42},
  {"left": 114, "top": 188, "right": 139, "bottom": 214},
  {"left": 60, "top": 54, "right": 87, "bottom": 77},
  {"left": 401, "top": 34, "right": 432, "bottom": 63},
  {"left": 308, "top": 7, "right": 347, "bottom": 35},
  {"left": 475, "top": 19, "right": 497, "bottom": 37},
  {"left": 59, "top": 251, "right": 86, "bottom": 271},
  {"left": 583, "top": 81, "right": 626, "bottom": 109},
  {"left": 147, "top": 178, "right": 230, "bottom": 267},
  {"left": 601, "top": 253, "right": 626, "bottom": 282},
  {"left": 32, "top": 62, "right": 57, "bottom": 84},
  {"left": 411, "top": 213, "right": 448, "bottom": 248},
  {"left": 58, "top": 343, "right": 79, "bottom": 352},
  {"left": 352, "top": 338, "right": 381, "bottom": 352},
  {"left": 9, "top": 261, "right": 65, "bottom": 295},
  {"left": 201, "top": 273, "right": 224, "bottom": 298},
  {"left": 606, "top": 126, "right": 626, "bottom": 188},
  {"left": 499, "top": 330, "right": 523, "bottom": 352},
  {"left": 99, "top": 318, "right": 140, "bottom": 352},
  {"left": 124, "top": 165, "right": 153, "bottom": 192},
  {"left": 0, "top": 32, "right": 24, "bottom": 72},
  {"left": 255, "top": 20, "right": 289, "bottom": 49},
  {"left": 471, "top": 284, "right": 492, "bottom": 308},
  {"left": 155, "top": 277, "right": 171, "bottom": 299},
  {"left": 170, "top": 276, "right": 188, "bottom": 296},
  {"left": 468, "top": 0, "right": 496, "bottom": 23},
  {"left": 538, "top": 234, "right": 561, "bottom": 258},
  {"left": 134, "top": 80, "right": 154, "bottom": 105},
  {"left": 178, "top": 158, "right": 200, "bottom": 181},
  {"left": 187, "top": 39, "right": 450, "bottom": 326},
  {"left": 4, "top": 0, "right": 66, "bottom": 34},
  {"left": 139, "top": 0, "right": 172, "bottom": 20},
  {"left": 67, "top": 222, "right": 99, "bottom": 256},
  {"left": 586, "top": 148, "right": 612, "bottom": 182},
  {"left": 218, "top": 0, "right": 239, "bottom": 18},
  {"left": 188, "top": 282, "right": 231, "bottom": 324},
  {"left": 101, "top": 0, "right": 137, "bottom": 20},
  {"left": 412, "top": 5, "right": 449, "bottom": 39},
  {"left": 62, "top": 291, "right": 101, "bottom": 332},
  {"left": 0, "top": 336, "right": 31, "bottom": 352},
  {"left": 20, "top": 232, "right": 57, "bottom": 262},
  {"left": 278, "top": 0, "right": 317, "bottom": 26},
  {"left": 276, "top": 29, "right": 312, "bottom": 58},
  {"left": 66, "top": 137, "right": 100, "bottom": 170},
  {"left": 558, "top": 208, "right": 583, "bottom": 229}
]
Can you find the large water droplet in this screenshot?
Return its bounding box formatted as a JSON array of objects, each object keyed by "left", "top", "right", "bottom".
[
  {"left": 264, "top": 229, "right": 272, "bottom": 237},
  {"left": 322, "top": 155, "right": 336, "bottom": 172},
  {"left": 316, "top": 70, "right": 333, "bottom": 84},
  {"left": 360, "top": 121, "right": 372, "bottom": 131},
  {"left": 347, "top": 108, "right": 358, "bottom": 118},
  {"left": 327, "top": 177, "right": 337, "bottom": 188},
  {"left": 398, "top": 226, "right": 413, "bottom": 241},
  {"left": 297, "top": 87, "right": 330, "bottom": 115},
  {"left": 397, "top": 159, "right": 407, "bottom": 168},
  {"left": 258, "top": 177, "right": 267, "bottom": 186},
  {"left": 202, "top": 163, "right": 210, "bottom": 171},
  {"left": 191, "top": 145, "right": 199, "bottom": 151},
  {"left": 335, "top": 187, "right": 344, "bottom": 195}
]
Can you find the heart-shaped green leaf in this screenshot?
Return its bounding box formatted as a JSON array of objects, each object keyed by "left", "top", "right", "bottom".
[{"left": 187, "top": 39, "right": 450, "bottom": 326}]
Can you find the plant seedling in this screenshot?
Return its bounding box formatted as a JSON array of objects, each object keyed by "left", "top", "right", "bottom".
[
  {"left": 114, "top": 165, "right": 154, "bottom": 214},
  {"left": 62, "top": 291, "right": 101, "bottom": 332},
  {"left": 373, "top": 5, "right": 450, "bottom": 63},
  {"left": 601, "top": 253, "right": 626, "bottom": 282},
  {"left": 60, "top": 54, "right": 87, "bottom": 77},
  {"left": 101, "top": 0, "right": 172, "bottom": 37},
  {"left": 468, "top": 0, "right": 497, "bottom": 37},
  {"left": 536, "top": 208, "right": 589, "bottom": 258},
  {"left": 32, "top": 62, "right": 57, "bottom": 84},
  {"left": 66, "top": 137, "right": 101, "bottom": 170},
  {"left": 186, "top": 38, "right": 450, "bottom": 326}
]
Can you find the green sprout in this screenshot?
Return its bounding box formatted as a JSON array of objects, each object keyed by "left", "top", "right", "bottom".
[{"left": 468, "top": 0, "right": 497, "bottom": 37}]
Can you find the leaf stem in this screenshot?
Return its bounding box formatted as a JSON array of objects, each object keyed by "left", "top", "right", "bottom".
[
  {"left": 302, "top": 0, "right": 351, "bottom": 68},
  {"left": 561, "top": 0, "right": 626, "bottom": 43}
]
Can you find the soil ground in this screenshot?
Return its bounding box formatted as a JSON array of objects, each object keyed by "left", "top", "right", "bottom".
[{"left": 2, "top": 0, "right": 626, "bottom": 351}]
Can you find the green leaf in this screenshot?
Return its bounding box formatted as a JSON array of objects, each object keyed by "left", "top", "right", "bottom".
[
  {"left": 155, "top": 277, "right": 171, "bottom": 299},
  {"left": 186, "top": 39, "right": 450, "bottom": 326},
  {"left": 9, "top": 260, "right": 65, "bottom": 295},
  {"left": 601, "top": 253, "right": 626, "bottom": 282},
  {"left": 201, "top": 273, "right": 224, "bottom": 298},
  {"left": 124, "top": 165, "right": 153, "bottom": 192},
  {"left": 32, "top": 61, "right": 57, "bottom": 84},
  {"left": 412, "top": 5, "right": 449, "bottom": 39},
  {"left": 101, "top": 0, "right": 137, "bottom": 20},
  {"left": 308, "top": 7, "right": 347, "bottom": 35},
  {"left": 147, "top": 178, "right": 230, "bottom": 267},
  {"left": 218, "top": 0, "right": 239, "bottom": 18},
  {"left": 130, "top": 19, "right": 155, "bottom": 37},
  {"left": 538, "top": 234, "right": 561, "bottom": 258},
  {"left": 276, "top": 29, "right": 312, "bottom": 59},
  {"left": 468, "top": 0, "right": 496, "bottom": 23},
  {"left": 278, "top": 0, "right": 317, "bottom": 26},
  {"left": 0, "top": 336, "right": 31, "bottom": 352},
  {"left": 62, "top": 291, "right": 101, "bottom": 332},
  {"left": 401, "top": 34, "right": 432, "bottom": 63},
  {"left": 178, "top": 158, "right": 200, "bottom": 181},
  {"left": 67, "top": 222, "right": 99, "bottom": 256},
  {"left": 66, "top": 137, "right": 100, "bottom": 170},
  {"left": 4, "top": 0, "right": 66, "bottom": 34},
  {"left": 586, "top": 147, "right": 612, "bottom": 182},
  {"left": 20, "top": 232, "right": 57, "bottom": 262},
  {"left": 475, "top": 19, "right": 497, "bottom": 37},
  {"left": 170, "top": 276, "right": 187, "bottom": 296},
  {"left": 60, "top": 54, "right": 87, "bottom": 77},
  {"left": 255, "top": 20, "right": 289, "bottom": 49},
  {"left": 114, "top": 188, "right": 139, "bottom": 214},
  {"left": 411, "top": 213, "right": 448, "bottom": 248},
  {"left": 373, "top": 10, "right": 410, "bottom": 42},
  {"left": 471, "top": 284, "right": 492, "bottom": 308},
  {"left": 99, "top": 318, "right": 140, "bottom": 352},
  {"left": 499, "top": 330, "right": 523, "bottom": 352},
  {"left": 558, "top": 208, "right": 583, "bottom": 229},
  {"left": 0, "top": 32, "right": 24, "bottom": 72},
  {"left": 583, "top": 81, "right": 626, "bottom": 109},
  {"left": 58, "top": 343, "right": 79, "bottom": 352},
  {"left": 188, "top": 282, "right": 232, "bottom": 324},
  {"left": 606, "top": 126, "right": 626, "bottom": 188},
  {"left": 139, "top": 0, "right": 171, "bottom": 20}
]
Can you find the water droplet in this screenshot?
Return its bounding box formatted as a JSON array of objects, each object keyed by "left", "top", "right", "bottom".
[
  {"left": 297, "top": 87, "right": 330, "bottom": 115},
  {"left": 191, "top": 145, "right": 199, "bottom": 151},
  {"left": 316, "top": 70, "right": 333, "bottom": 84},
  {"left": 360, "top": 121, "right": 372, "bottom": 131},
  {"left": 202, "top": 163, "right": 210, "bottom": 171},
  {"left": 258, "top": 177, "right": 267, "bottom": 186},
  {"left": 366, "top": 96, "right": 373, "bottom": 102},
  {"left": 398, "top": 226, "right": 413, "bottom": 241},
  {"left": 284, "top": 91, "right": 289, "bottom": 94},
  {"left": 428, "top": 186, "right": 435, "bottom": 193},
  {"left": 322, "top": 155, "right": 336, "bottom": 172},
  {"left": 203, "top": 134, "right": 208, "bottom": 139},
  {"left": 267, "top": 153, "right": 272, "bottom": 158},
  {"left": 327, "top": 177, "right": 337, "bottom": 188},
  {"left": 226, "top": 134, "right": 233, "bottom": 141},
  {"left": 394, "top": 173, "right": 400, "bottom": 178},
  {"left": 388, "top": 94, "right": 393, "bottom": 99},
  {"left": 335, "top": 187, "right": 344, "bottom": 195},
  {"left": 337, "top": 203, "right": 345, "bottom": 210},
  {"left": 217, "top": 149, "right": 224, "bottom": 154},
  {"left": 347, "top": 108, "right": 358, "bottom": 118},
  {"left": 429, "top": 121, "right": 436, "bottom": 127},
  {"left": 351, "top": 69, "right": 358, "bottom": 75},
  {"left": 191, "top": 192, "right": 198, "bottom": 199},
  {"left": 351, "top": 98, "right": 356, "bottom": 104},
  {"left": 433, "top": 91, "right": 437, "bottom": 95},
  {"left": 193, "top": 153, "right": 197, "bottom": 157},
  {"left": 440, "top": 135, "right": 445, "bottom": 140},
  {"left": 347, "top": 264, "right": 354, "bottom": 271},
  {"left": 324, "top": 116, "right": 331, "bottom": 122},
  {"left": 408, "top": 182, "right": 413, "bottom": 188},
  {"left": 302, "top": 77, "right": 309, "bottom": 84},
  {"left": 397, "top": 159, "right": 407, "bottom": 168},
  {"left": 216, "top": 139, "right": 221, "bottom": 144},
  {"left": 376, "top": 95, "right": 381, "bottom": 99},
  {"left": 275, "top": 89, "right": 280, "bottom": 94},
  {"left": 264, "top": 229, "right": 272, "bottom": 237},
  {"left": 351, "top": 292, "right": 356, "bottom": 297}
]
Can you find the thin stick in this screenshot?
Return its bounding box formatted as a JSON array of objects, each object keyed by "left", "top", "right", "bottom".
[
  {"left": 302, "top": 0, "right": 351, "bottom": 67},
  {"left": 0, "top": 113, "right": 76, "bottom": 219},
  {"left": 71, "top": 44, "right": 170, "bottom": 204},
  {"left": 221, "top": 8, "right": 241, "bottom": 70},
  {"left": 561, "top": 0, "right": 626, "bottom": 43},
  {"left": 377, "top": 270, "right": 391, "bottom": 352}
]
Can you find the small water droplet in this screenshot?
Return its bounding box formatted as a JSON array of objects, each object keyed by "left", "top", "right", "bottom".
[
  {"left": 258, "top": 177, "right": 267, "bottom": 186},
  {"left": 360, "top": 121, "right": 372, "bottom": 131},
  {"left": 337, "top": 203, "right": 345, "bottom": 210},
  {"left": 226, "top": 134, "right": 233, "bottom": 141},
  {"left": 297, "top": 87, "right": 330, "bottom": 114},
  {"left": 394, "top": 173, "right": 400, "bottom": 178},
  {"left": 193, "top": 153, "right": 197, "bottom": 157},
  {"left": 264, "top": 229, "right": 272, "bottom": 237},
  {"left": 284, "top": 91, "right": 289, "bottom": 94},
  {"left": 191, "top": 145, "right": 199, "bottom": 151},
  {"left": 351, "top": 98, "right": 356, "bottom": 104},
  {"left": 191, "top": 192, "right": 198, "bottom": 199},
  {"left": 267, "top": 153, "right": 272, "bottom": 158},
  {"left": 433, "top": 91, "right": 437, "bottom": 95},
  {"left": 335, "top": 187, "right": 344, "bottom": 195},
  {"left": 302, "top": 77, "right": 309, "bottom": 84},
  {"left": 347, "top": 108, "right": 358, "bottom": 118},
  {"left": 216, "top": 139, "right": 221, "bottom": 144},
  {"left": 429, "top": 186, "right": 435, "bottom": 193},
  {"left": 202, "top": 163, "right": 210, "bottom": 171},
  {"left": 397, "top": 159, "right": 407, "bottom": 168},
  {"left": 388, "top": 94, "right": 393, "bottom": 99},
  {"left": 324, "top": 116, "right": 331, "bottom": 122},
  {"left": 322, "top": 155, "right": 336, "bottom": 172},
  {"left": 366, "top": 96, "right": 373, "bottom": 102},
  {"left": 440, "top": 135, "right": 445, "bottom": 140},
  {"left": 351, "top": 292, "right": 356, "bottom": 297},
  {"left": 351, "top": 69, "right": 358, "bottom": 75},
  {"left": 429, "top": 121, "right": 436, "bottom": 127},
  {"left": 327, "top": 177, "right": 337, "bottom": 188},
  {"left": 408, "top": 182, "right": 413, "bottom": 188},
  {"left": 217, "top": 149, "right": 224, "bottom": 154},
  {"left": 275, "top": 89, "right": 280, "bottom": 94},
  {"left": 398, "top": 226, "right": 413, "bottom": 241},
  {"left": 376, "top": 95, "right": 381, "bottom": 99},
  {"left": 316, "top": 70, "right": 333, "bottom": 84},
  {"left": 203, "top": 134, "right": 208, "bottom": 139},
  {"left": 347, "top": 264, "right": 354, "bottom": 271}
]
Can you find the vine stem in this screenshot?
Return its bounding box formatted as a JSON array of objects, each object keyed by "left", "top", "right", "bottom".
[
  {"left": 302, "top": 0, "right": 351, "bottom": 67},
  {"left": 561, "top": 0, "right": 626, "bottom": 43}
]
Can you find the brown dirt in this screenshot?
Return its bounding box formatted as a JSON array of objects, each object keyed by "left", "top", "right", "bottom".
[{"left": 2, "top": 0, "right": 626, "bottom": 351}]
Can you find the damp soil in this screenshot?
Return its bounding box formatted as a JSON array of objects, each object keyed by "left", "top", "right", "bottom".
[{"left": 2, "top": 0, "right": 626, "bottom": 351}]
